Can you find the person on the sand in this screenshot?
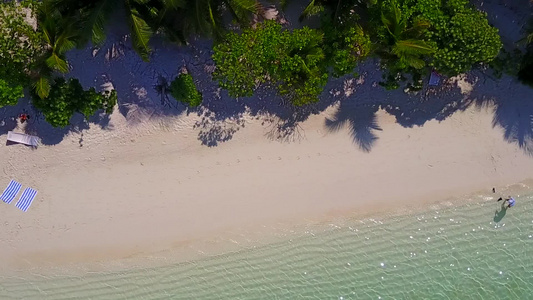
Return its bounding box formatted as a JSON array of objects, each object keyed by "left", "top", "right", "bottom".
[
  {"left": 498, "top": 196, "right": 516, "bottom": 208},
  {"left": 19, "top": 113, "right": 30, "bottom": 124}
]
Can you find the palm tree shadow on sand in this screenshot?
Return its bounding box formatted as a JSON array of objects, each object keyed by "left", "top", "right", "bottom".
[
  {"left": 467, "top": 73, "right": 533, "bottom": 157},
  {"left": 325, "top": 101, "right": 382, "bottom": 152}
]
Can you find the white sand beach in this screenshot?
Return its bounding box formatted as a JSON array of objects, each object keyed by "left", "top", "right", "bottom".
[
  {"left": 1, "top": 82, "right": 533, "bottom": 272},
  {"left": 0, "top": 0, "right": 532, "bottom": 274}
]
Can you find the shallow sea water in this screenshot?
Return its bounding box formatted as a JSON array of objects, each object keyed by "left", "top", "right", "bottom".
[{"left": 1, "top": 191, "right": 533, "bottom": 299}]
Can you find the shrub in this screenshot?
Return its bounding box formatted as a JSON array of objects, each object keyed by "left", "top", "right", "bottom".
[
  {"left": 322, "top": 13, "right": 372, "bottom": 77},
  {"left": 430, "top": 10, "right": 502, "bottom": 74},
  {"left": 31, "top": 78, "right": 117, "bottom": 127},
  {"left": 370, "top": 0, "right": 502, "bottom": 76},
  {"left": 0, "top": 79, "right": 25, "bottom": 107},
  {"left": 213, "top": 20, "right": 328, "bottom": 106},
  {"left": 0, "top": 0, "right": 44, "bottom": 107},
  {"left": 169, "top": 73, "right": 202, "bottom": 107}
]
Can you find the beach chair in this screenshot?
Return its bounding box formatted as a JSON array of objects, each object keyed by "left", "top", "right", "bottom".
[
  {"left": 7, "top": 131, "right": 40, "bottom": 147},
  {"left": 15, "top": 187, "right": 38, "bottom": 212},
  {"left": 429, "top": 71, "right": 441, "bottom": 86},
  {"left": 0, "top": 179, "right": 22, "bottom": 204}
]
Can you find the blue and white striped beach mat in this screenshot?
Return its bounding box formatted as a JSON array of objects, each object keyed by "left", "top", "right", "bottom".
[
  {"left": 15, "top": 187, "right": 38, "bottom": 212},
  {"left": 0, "top": 180, "right": 22, "bottom": 204}
]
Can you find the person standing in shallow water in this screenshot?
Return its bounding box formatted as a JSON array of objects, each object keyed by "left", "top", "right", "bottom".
[{"left": 498, "top": 196, "right": 516, "bottom": 208}]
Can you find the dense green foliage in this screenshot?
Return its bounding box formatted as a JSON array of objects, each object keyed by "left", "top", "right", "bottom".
[
  {"left": 0, "top": 1, "right": 43, "bottom": 107},
  {"left": 0, "top": 79, "right": 25, "bottom": 107},
  {"left": 46, "top": 0, "right": 262, "bottom": 60},
  {"left": 213, "top": 21, "right": 328, "bottom": 106},
  {"left": 31, "top": 2, "right": 83, "bottom": 99},
  {"left": 375, "top": 2, "right": 434, "bottom": 71},
  {"left": 31, "top": 78, "right": 117, "bottom": 127},
  {"left": 389, "top": 0, "right": 502, "bottom": 75},
  {"left": 322, "top": 13, "right": 372, "bottom": 77},
  {"left": 364, "top": 0, "right": 502, "bottom": 90},
  {"left": 0, "top": 0, "right": 516, "bottom": 131},
  {"left": 170, "top": 73, "right": 203, "bottom": 107}
]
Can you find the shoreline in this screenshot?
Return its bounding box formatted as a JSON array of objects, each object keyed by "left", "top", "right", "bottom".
[
  {"left": 3, "top": 179, "right": 533, "bottom": 278},
  {"left": 1, "top": 101, "right": 533, "bottom": 273}
]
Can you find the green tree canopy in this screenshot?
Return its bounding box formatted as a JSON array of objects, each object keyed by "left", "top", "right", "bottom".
[
  {"left": 31, "top": 78, "right": 117, "bottom": 127},
  {"left": 213, "top": 20, "right": 328, "bottom": 106},
  {"left": 396, "top": 0, "right": 502, "bottom": 75},
  {"left": 375, "top": 1, "right": 434, "bottom": 71},
  {"left": 0, "top": 1, "right": 43, "bottom": 107},
  {"left": 170, "top": 73, "right": 203, "bottom": 107},
  {"left": 322, "top": 13, "right": 372, "bottom": 77},
  {"left": 45, "top": 0, "right": 154, "bottom": 61},
  {"left": 31, "top": 1, "right": 82, "bottom": 99},
  {"left": 45, "top": 0, "right": 263, "bottom": 60}
]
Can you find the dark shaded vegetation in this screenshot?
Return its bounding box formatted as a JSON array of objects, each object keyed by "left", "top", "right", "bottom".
[{"left": 0, "top": 0, "right": 530, "bottom": 153}]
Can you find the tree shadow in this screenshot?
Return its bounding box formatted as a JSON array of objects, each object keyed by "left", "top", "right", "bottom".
[
  {"left": 1, "top": 4, "right": 531, "bottom": 150},
  {"left": 319, "top": 61, "right": 470, "bottom": 151},
  {"left": 152, "top": 0, "right": 532, "bottom": 151},
  {"left": 24, "top": 113, "right": 89, "bottom": 146},
  {"left": 0, "top": 100, "right": 24, "bottom": 137},
  {"left": 467, "top": 73, "right": 533, "bottom": 156},
  {"left": 0, "top": 97, "right": 116, "bottom": 146},
  {"left": 325, "top": 101, "right": 381, "bottom": 152}
]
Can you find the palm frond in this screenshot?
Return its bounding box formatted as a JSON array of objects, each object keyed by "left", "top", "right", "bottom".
[
  {"left": 227, "top": 0, "right": 260, "bottom": 14},
  {"left": 402, "top": 56, "right": 426, "bottom": 69},
  {"left": 411, "top": 18, "right": 430, "bottom": 30},
  {"left": 41, "top": 26, "right": 54, "bottom": 46},
  {"left": 299, "top": 0, "right": 324, "bottom": 22},
  {"left": 393, "top": 39, "right": 434, "bottom": 56},
  {"left": 127, "top": 8, "right": 153, "bottom": 61},
  {"left": 80, "top": 0, "right": 117, "bottom": 45},
  {"left": 403, "top": 18, "right": 430, "bottom": 38},
  {"left": 193, "top": 0, "right": 211, "bottom": 35},
  {"left": 46, "top": 53, "right": 69, "bottom": 73},
  {"left": 162, "top": 0, "right": 186, "bottom": 9},
  {"left": 55, "top": 30, "right": 78, "bottom": 54},
  {"left": 381, "top": 1, "right": 404, "bottom": 40},
  {"left": 207, "top": 1, "right": 217, "bottom": 30},
  {"left": 33, "top": 77, "right": 51, "bottom": 99}
]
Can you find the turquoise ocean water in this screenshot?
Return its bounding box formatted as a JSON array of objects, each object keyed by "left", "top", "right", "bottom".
[{"left": 1, "top": 189, "right": 533, "bottom": 299}]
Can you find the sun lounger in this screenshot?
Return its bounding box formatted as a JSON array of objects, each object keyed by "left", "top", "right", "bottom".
[
  {"left": 0, "top": 180, "right": 22, "bottom": 204},
  {"left": 15, "top": 187, "right": 38, "bottom": 212},
  {"left": 7, "top": 131, "right": 40, "bottom": 147},
  {"left": 429, "top": 71, "right": 441, "bottom": 86}
]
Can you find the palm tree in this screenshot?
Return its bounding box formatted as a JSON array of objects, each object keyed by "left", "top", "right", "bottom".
[
  {"left": 298, "top": 0, "right": 349, "bottom": 22},
  {"left": 298, "top": 0, "right": 375, "bottom": 22},
  {"left": 378, "top": 2, "right": 434, "bottom": 70},
  {"left": 46, "top": 0, "right": 154, "bottom": 61},
  {"left": 157, "top": 0, "right": 263, "bottom": 42},
  {"left": 45, "top": 0, "right": 263, "bottom": 60},
  {"left": 31, "top": 2, "right": 81, "bottom": 99}
]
